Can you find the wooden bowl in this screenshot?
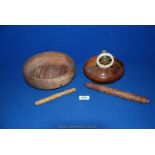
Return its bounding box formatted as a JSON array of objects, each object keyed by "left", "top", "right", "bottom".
[
  {"left": 83, "top": 56, "right": 125, "bottom": 83},
  {"left": 23, "top": 52, "right": 75, "bottom": 89}
]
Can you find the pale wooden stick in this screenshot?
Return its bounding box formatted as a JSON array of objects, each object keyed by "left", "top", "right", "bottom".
[{"left": 35, "top": 88, "right": 76, "bottom": 105}]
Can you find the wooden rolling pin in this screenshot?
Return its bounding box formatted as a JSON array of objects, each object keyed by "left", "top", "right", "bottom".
[
  {"left": 35, "top": 88, "right": 76, "bottom": 105},
  {"left": 85, "top": 82, "right": 150, "bottom": 104}
]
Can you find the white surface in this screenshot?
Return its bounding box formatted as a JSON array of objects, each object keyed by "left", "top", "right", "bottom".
[
  {"left": 0, "top": 130, "right": 155, "bottom": 155},
  {"left": 0, "top": 0, "right": 155, "bottom": 24}
]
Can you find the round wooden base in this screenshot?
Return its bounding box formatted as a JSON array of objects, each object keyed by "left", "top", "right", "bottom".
[{"left": 83, "top": 56, "right": 125, "bottom": 83}]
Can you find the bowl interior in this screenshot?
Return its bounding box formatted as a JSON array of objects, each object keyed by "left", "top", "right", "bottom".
[{"left": 24, "top": 52, "right": 74, "bottom": 79}]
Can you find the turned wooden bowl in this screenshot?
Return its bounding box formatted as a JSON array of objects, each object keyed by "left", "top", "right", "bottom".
[
  {"left": 84, "top": 56, "right": 125, "bottom": 83},
  {"left": 23, "top": 52, "right": 75, "bottom": 89}
]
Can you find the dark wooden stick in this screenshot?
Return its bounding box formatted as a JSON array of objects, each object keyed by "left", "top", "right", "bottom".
[{"left": 85, "top": 82, "right": 150, "bottom": 104}]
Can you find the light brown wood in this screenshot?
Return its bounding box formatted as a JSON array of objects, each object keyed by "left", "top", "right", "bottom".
[
  {"left": 23, "top": 52, "right": 75, "bottom": 89},
  {"left": 86, "top": 82, "right": 150, "bottom": 104},
  {"left": 35, "top": 88, "right": 76, "bottom": 105}
]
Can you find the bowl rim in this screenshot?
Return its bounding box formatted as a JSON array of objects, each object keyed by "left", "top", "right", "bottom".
[{"left": 23, "top": 51, "right": 75, "bottom": 80}]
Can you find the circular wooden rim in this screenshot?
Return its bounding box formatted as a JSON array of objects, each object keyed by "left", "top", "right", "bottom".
[{"left": 23, "top": 51, "right": 75, "bottom": 80}]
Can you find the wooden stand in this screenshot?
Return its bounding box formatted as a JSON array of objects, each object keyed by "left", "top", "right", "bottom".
[{"left": 84, "top": 55, "right": 125, "bottom": 83}]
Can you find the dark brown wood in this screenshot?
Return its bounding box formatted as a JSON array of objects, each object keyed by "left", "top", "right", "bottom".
[
  {"left": 23, "top": 52, "right": 75, "bottom": 89},
  {"left": 86, "top": 82, "right": 150, "bottom": 104},
  {"left": 83, "top": 56, "right": 125, "bottom": 83}
]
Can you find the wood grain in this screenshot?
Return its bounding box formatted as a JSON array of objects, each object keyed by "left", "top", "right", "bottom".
[
  {"left": 86, "top": 82, "right": 150, "bottom": 104},
  {"left": 84, "top": 56, "right": 125, "bottom": 83},
  {"left": 23, "top": 52, "right": 75, "bottom": 89},
  {"left": 35, "top": 88, "right": 76, "bottom": 105}
]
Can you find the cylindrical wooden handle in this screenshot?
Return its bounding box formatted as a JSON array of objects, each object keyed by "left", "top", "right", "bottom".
[
  {"left": 35, "top": 88, "right": 76, "bottom": 105},
  {"left": 86, "top": 82, "right": 150, "bottom": 104}
]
